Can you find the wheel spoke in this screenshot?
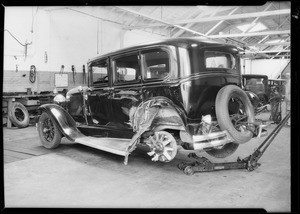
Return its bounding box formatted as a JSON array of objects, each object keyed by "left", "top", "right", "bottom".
[
  {"left": 163, "top": 151, "right": 172, "bottom": 161},
  {"left": 162, "top": 139, "right": 171, "bottom": 146},
  {"left": 164, "top": 147, "right": 174, "bottom": 152},
  {"left": 154, "top": 132, "right": 159, "bottom": 141}
]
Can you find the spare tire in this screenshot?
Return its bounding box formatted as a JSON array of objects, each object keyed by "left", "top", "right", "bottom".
[
  {"left": 8, "top": 102, "right": 30, "bottom": 128},
  {"left": 215, "top": 85, "right": 255, "bottom": 144}
]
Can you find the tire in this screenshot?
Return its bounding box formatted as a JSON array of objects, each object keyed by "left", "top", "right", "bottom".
[
  {"left": 206, "top": 142, "right": 239, "bottom": 158},
  {"left": 8, "top": 102, "right": 29, "bottom": 128},
  {"left": 38, "top": 112, "right": 62, "bottom": 149},
  {"left": 215, "top": 85, "right": 255, "bottom": 144}
]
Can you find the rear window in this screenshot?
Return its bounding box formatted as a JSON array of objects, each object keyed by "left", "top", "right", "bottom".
[{"left": 204, "top": 51, "right": 236, "bottom": 69}]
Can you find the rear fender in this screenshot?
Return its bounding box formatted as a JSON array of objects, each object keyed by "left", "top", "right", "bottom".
[
  {"left": 38, "top": 104, "right": 84, "bottom": 141},
  {"left": 131, "top": 97, "right": 187, "bottom": 134}
]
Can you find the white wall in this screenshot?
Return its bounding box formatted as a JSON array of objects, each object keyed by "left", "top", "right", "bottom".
[
  {"left": 123, "top": 30, "right": 167, "bottom": 48},
  {"left": 242, "top": 58, "right": 290, "bottom": 79},
  {"left": 4, "top": 6, "right": 168, "bottom": 74}
]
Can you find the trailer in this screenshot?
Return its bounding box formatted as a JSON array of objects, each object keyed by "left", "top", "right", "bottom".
[{"left": 2, "top": 92, "right": 56, "bottom": 128}]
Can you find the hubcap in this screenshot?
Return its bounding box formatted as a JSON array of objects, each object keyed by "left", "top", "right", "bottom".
[{"left": 145, "top": 131, "right": 177, "bottom": 162}]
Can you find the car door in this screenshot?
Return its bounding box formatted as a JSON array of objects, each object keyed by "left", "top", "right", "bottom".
[
  {"left": 109, "top": 51, "right": 143, "bottom": 130},
  {"left": 87, "top": 57, "right": 112, "bottom": 125},
  {"left": 140, "top": 47, "right": 172, "bottom": 100}
]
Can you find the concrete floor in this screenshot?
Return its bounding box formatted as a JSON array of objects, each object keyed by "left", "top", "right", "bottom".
[{"left": 3, "top": 114, "right": 291, "bottom": 211}]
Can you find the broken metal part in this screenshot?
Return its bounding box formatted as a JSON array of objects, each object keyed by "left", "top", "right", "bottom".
[
  {"left": 180, "top": 130, "right": 234, "bottom": 151},
  {"left": 145, "top": 131, "right": 177, "bottom": 162}
]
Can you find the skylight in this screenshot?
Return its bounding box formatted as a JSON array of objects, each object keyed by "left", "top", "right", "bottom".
[
  {"left": 265, "top": 39, "right": 284, "bottom": 44},
  {"left": 237, "top": 22, "right": 267, "bottom": 33}
]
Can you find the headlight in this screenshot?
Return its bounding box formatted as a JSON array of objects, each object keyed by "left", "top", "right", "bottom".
[
  {"left": 66, "top": 93, "right": 70, "bottom": 101},
  {"left": 53, "top": 94, "right": 66, "bottom": 104}
]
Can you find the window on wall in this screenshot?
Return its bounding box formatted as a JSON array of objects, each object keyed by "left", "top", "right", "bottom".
[
  {"left": 204, "top": 51, "right": 236, "bottom": 70},
  {"left": 143, "top": 49, "right": 169, "bottom": 80},
  {"left": 113, "top": 53, "right": 140, "bottom": 83},
  {"left": 90, "top": 59, "right": 108, "bottom": 85}
]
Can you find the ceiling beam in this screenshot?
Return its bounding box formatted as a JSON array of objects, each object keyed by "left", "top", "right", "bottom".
[
  {"left": 205, "top": 7, "right": 240, "bottom": 36},
  {"left": 115, "top": 6, "right": 209, "bottom": 38},
  {"left": 171, "top": 7, "right": 210, "bottom": 37},
  {"left": 125, "top": 9, "right": 290, "bottom": 30},
  {"left": 240, "top": 2, "right": 273, "bottom": 42},
  {"left": 249, "top": 42, "right": 290, "bottom": 47},
  {"left": 252, "top": 49, "right": 290, "bottom": 53},
  {"left": 209, "top": 30, "right": 290, "bottom": 38},
  {"left": 172, "top": 6, "right": 224, "bottom": 38}
]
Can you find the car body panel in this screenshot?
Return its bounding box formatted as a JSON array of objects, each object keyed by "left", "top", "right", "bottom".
[{"left": 42, "top": 38, "right": 244, "bottom": 149}]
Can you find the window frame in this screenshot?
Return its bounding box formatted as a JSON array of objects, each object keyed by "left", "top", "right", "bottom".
[
  {"left": 111, "top": 51, "right": 142, "bottom": 86},
  {"left": 204, "top": 50, "right": 237, "bottom": 70},
  {"left": 141, "top": 47, "right": 172, "bottom": 83},
  {"left": 89, "top": 57, "right": 110, "bottom": 88}
]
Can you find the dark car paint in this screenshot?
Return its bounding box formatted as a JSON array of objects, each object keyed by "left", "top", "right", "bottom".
[
  {"left": 66, "top": 38, "right": 241, "bottom": 137},
  {"left": 38, "top": 104, "right": 84, "bottom": 141}
]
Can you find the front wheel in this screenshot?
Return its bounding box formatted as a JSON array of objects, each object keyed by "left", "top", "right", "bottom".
[{"left": 38, "top": 112, "right": 62, "bottom": 149}]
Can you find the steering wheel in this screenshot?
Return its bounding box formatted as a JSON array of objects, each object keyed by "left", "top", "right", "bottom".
[{"left": 103, "top": 76, "right": 108, "bottom": 81}]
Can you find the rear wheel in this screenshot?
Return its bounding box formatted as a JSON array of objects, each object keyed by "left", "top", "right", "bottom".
[
  {"left": 38, "top": 112, "right": 62, "bottom": 149},
  {"left": 145, "top": 131, "right": 178, "bottom": 162}
]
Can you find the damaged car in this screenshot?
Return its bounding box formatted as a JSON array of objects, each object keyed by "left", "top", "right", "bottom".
[{"left": 37, "top": 37, "right": 266, "bottom": 165}]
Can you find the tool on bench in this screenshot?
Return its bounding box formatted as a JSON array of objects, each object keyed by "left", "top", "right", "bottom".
[
  {"left": 178, "top": 112, "right": 291, "bottom": 175},
  {"left": 29, "top": 65, "right": 36, "bottom": 83},
  {"left": 72, "top": 65, "right": 76, "bottom": 84},
  {"left": 60, "top": 65, "right": 64, "bottom": 74},
  {"left": 83, "top": 65, "right": 86, "bottom": 84}
]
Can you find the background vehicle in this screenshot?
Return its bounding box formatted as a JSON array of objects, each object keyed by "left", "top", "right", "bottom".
[
  {"left": 37, "top": 38, "right": 263, "bottom": 165},
  {"left": 242, "top": 74, "right": 269, "bottom": 106}
]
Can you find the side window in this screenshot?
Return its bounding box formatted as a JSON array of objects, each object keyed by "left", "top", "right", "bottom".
[
  {"left": 143, "top": 50, "right": 169, "bottom": 80},
  {"left": 90, "top": 59, "right": 108, "bottom": 85},
  {"left": 114, "top": 54, "right": 140, "bottom": 83}
]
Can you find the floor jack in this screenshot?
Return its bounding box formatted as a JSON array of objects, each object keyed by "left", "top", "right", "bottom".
[{"left": 178, "top": 112, "right": 291, "bottom": 175}]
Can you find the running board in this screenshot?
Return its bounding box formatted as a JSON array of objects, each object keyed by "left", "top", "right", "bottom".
[{"left": 75, "top": 136, "right": 132, "bottom": 157}]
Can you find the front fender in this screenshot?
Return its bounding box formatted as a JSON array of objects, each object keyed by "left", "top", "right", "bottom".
[
  {"left": 245, "top": 91, "right": 261, "bottom": 108},
  {"left": 38, "top": 104, "right": 83, "bottom": 141}
]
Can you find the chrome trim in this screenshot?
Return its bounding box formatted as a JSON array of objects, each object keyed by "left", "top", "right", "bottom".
[{"left": 192, "top": 130, "right": 233, "bottom": 142}]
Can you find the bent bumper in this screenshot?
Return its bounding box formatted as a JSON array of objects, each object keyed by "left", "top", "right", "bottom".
[{"left": 181, "top": 130, "right": 235, "bottom": 151}]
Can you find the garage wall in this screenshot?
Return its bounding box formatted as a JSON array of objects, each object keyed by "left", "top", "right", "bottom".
[
  {"left": 242, "top": 59, "right": 290, "bottom": 79},
  {"left": 123, "top": 30, "right": 167, "bottom": 47},
  {"left": 3, "top": 7, "right": 168, "bottom": 93}
]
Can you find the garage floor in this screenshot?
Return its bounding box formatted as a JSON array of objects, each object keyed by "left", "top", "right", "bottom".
[{"left": 4, "top": 113, "right": 291, "bottom": 211}]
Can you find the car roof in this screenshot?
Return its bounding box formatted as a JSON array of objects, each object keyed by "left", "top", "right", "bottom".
[{"left": 88, "top": 37, "right": 238, "bottom": 63}]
